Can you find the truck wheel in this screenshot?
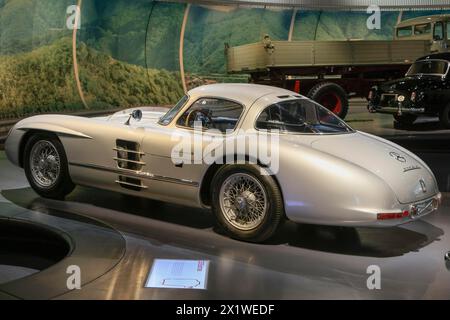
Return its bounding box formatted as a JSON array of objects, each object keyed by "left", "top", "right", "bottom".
[
  {"left": 393, "top": 114, "right": 417, "bottom": 128},
  {"left": 24, "top": 133, "right": 75, "bottom": 200},
  {"left": 308, "top": 82, "right": 349, "bottom": 119},
  {"left": 439, "top": 104, "right": 450, "bottom": 129},
  {"left": 211, "top": 165, "right": 284, "bottom": 243}
]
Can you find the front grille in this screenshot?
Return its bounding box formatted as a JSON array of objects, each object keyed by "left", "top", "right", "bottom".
[{"left": 380, "top": 94, "right": 398, "bottom": 108}]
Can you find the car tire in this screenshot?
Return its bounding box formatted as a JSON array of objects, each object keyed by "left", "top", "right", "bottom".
[
  {"left": 393, "top": 114, "right": 417, "bottom": 128},
  {"left": 211, "top": 165, "right": 284, "bottom": 242},
  {"left": 439, "top": 104, "right": 450, "bottom": 129},
  {"left": 308, "top": 82, "right": 349, "bottom": 119},
  {"left": 24, "top": 133, "right": 75, "bottom": 200}
]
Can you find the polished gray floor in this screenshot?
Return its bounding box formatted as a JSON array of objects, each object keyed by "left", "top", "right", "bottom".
[{"left": 0, "top": 102, "right": 450, "bottom": 299}]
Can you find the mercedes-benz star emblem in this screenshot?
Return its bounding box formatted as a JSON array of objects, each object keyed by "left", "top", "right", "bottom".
[
  {"left": 389, "top": 151, "right": 406, "bottom": 163},
  {"left": 419, "top": 179, "right": 427, "bottom": 193}
]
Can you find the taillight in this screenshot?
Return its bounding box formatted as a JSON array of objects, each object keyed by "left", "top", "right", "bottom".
[
  {"left": 377, "top": 210, "right": 409, "bottom": 220},
  {"left": 411, "top": 91, "right": 416, "bottom": 102}
]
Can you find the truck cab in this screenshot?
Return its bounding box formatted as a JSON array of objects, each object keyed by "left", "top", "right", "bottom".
[{"left": 395, "top": 14, "right": 450, "bottom": 53}]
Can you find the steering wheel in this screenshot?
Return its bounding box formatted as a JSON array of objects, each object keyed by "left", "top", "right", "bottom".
[{"left": 185, "top": 109, "right": 212, "bottom": 129}]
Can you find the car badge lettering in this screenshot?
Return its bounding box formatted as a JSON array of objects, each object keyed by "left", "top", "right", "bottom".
[{"left": 389, "top": 151, "right": 406, "bottom": 163}]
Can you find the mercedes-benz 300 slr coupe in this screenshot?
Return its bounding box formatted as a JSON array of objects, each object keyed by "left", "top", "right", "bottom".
[{"left": 5, "top": 84, "right": 441, "bottom": 242}]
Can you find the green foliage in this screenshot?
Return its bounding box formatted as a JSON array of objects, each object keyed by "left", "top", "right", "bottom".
[
  {"left": 0, "top": 38, "right": 183, "bottom": 120},
  {"left": 0, "top": 0, "right": 72, "bottom": 55}
]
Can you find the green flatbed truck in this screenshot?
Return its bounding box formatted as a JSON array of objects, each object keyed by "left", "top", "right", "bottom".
[{"left": 225, "top": 14, "right": 450, "bottom": 119}]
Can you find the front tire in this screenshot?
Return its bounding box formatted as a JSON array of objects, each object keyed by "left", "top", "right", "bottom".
[
  {"left": 211, "top": 165, "right": 284, "bottom": 242},
  {"left": 439, "top": 104, "right": 450, "bottom": 129},
  {"left": 24, "top": 133, "right": 75, "bottom": 199}
]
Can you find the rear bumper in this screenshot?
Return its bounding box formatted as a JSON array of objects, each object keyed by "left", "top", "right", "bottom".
[{"left": 287, "top": 193, "right": 441, "bottom": 227}]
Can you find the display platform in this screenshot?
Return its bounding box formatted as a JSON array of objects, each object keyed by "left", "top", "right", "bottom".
[{"left": 0, "top": 101, "right": 450, "bottom": 300}]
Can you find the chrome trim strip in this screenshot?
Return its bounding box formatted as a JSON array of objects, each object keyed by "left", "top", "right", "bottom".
[
  {"left": 113, "top": 157, "right": 146, "bottom": 165},
  {"left": 113, "top": 148, "right": 146, "bottom": 155},
  {"left": 69, "top": 162, "right": 199, "bottom": 187},
  {"left": 115, "top": 180, "right": 148, "bottom": 189}
]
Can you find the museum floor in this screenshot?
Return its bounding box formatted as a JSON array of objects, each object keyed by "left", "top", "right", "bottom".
[{"left": 0, "top": 100, "right": 449, "bottom": 299}]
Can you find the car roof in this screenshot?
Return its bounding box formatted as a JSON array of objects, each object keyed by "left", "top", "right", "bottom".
[
  {"left": 187, "top": 83, "right": 296, "bottom": 107},
  {"left": 417, "top": 52, "right": 450, "bottom": 62}
]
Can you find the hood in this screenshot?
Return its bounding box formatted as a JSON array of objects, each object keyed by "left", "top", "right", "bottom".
[
  {"left": 380, "top": 76, "right": 443, "bottom": 94},
  {"left": 310, "top": 132, "right": 438, "bottom": 204}
]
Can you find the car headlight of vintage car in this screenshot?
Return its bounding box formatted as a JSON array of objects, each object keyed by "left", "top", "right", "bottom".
[
  {"left": 410, "top": 91, "right": 417, "bottom": 102},
  {"left": 397, "top": 95, "right": 405, "bottom": 102}
]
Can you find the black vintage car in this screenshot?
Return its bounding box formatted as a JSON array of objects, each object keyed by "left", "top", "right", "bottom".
[{"left": 367, "top": 52, "right": 450, "bottom": 128}]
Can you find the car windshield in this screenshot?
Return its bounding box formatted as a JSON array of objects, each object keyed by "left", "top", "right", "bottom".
[
  {"left": 158, "top": 95, "right": 189, "bottom": 125},
  {"left": 406, "top": 59, "right": 449, "bottom": 76},
  {"left": 256, "top": 98, "right": 354, "bottom": 134}
]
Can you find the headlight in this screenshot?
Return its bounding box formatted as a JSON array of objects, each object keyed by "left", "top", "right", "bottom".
[
  {"left": 397, "top": 95, "right": 405, "bottom": 102},
  {"left": 411, "top": 92, "right": 416, "bottom": 102}
]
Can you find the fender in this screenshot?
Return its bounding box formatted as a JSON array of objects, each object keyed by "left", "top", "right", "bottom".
[
  {"left": 16, "top": 123, "right": 93, "bottom": 139},
  {"left": 5, "top": 122, "right": 92, "bottom": 167}
]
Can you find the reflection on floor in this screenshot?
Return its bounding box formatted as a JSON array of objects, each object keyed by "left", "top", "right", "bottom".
[{"left": 0, "top": 101, "right": 450, "bottom": 299}]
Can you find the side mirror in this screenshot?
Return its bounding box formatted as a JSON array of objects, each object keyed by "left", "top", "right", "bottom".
[
  {"left": 125, "top": 109, "right": 142, "bottom": 125},
  {"left": 131, "top": 109, "right": 143, "bottom": 121}
]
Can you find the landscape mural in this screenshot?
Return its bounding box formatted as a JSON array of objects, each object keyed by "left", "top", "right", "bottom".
[{"left": 0, "top": 0, "right": 449, "bottom": 120}]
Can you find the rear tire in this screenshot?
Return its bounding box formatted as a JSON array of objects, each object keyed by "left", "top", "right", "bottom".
[
  {"left": 24, "top": 133, "right": 75, "bottom": 200},
  {"left": 308, "top": 82, "right": 349, "bottom": 119},
  {"left": 439, "top": 104, "right": 450, "bottom": 129},
  {"left": 211, "top": 165, "right": 284, "bottom": 243}
]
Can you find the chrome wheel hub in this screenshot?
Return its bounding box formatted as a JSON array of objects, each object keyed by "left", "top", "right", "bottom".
[
  {"left": 219, "top": 173, "right": 268, "bottom": 231},
  {"left": 30, "top": 141, "right": 61, "bottom": 188}
]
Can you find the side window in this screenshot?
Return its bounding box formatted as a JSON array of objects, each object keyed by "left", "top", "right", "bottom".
[
  {"left": 176, "top": 98, "right": 243, "bottom": 133},
  {"left": 434, "top": 22, "right": 444, "bottom": 41},
  {"left": 397, "top": 26, "right": 412, "bottom": 38},
  {"left": 255, "top": 101, "right": 312, "bottom": 133},
  {"left": 414, "top": 23, "right": 431, "bottom": 36}
]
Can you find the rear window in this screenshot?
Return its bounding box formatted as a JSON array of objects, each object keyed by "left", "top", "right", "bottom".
[{"left": 255, "top": 98, "right": 353, "bottom": 134}]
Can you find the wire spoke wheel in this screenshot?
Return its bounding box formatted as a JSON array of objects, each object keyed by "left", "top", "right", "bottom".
[
  {"left": 29, "top": 140, "right": 61, "bottom": 188},
  {"left": 219, "top": 173, "right": 268, "bottom": 231}
]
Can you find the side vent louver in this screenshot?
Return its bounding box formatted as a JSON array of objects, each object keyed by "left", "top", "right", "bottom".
[{"left": 114, "top": 139, "right": 147, "bottom": 191}]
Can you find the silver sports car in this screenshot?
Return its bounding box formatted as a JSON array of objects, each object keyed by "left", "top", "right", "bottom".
[{"left": 5, "top": 84, "right": 441, "bottom": 242}]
